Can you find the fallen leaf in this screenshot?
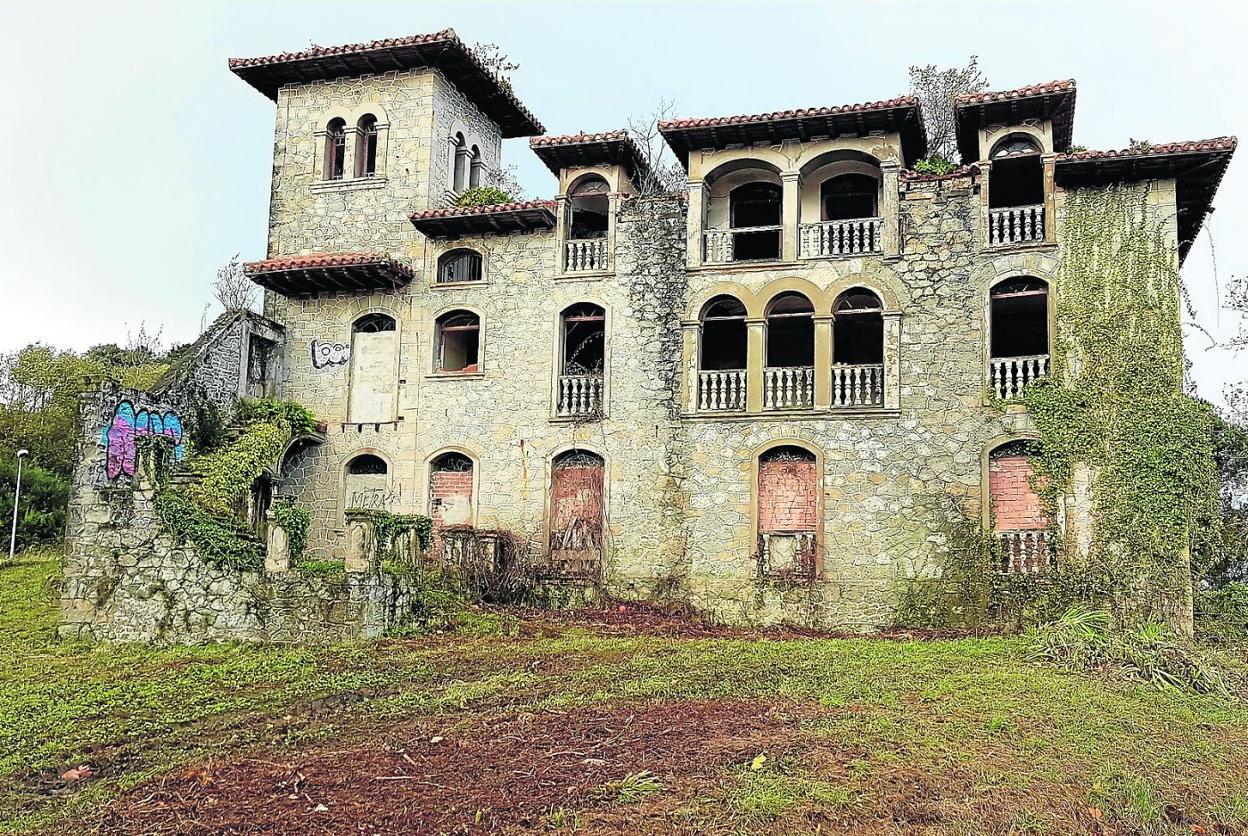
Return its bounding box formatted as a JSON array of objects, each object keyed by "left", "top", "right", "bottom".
[
  {"left": 750, "top": 754, "right": 767, "bottom": 771},
  {"left": 430, "top": 736, "right": 445, "bottom": 744}
]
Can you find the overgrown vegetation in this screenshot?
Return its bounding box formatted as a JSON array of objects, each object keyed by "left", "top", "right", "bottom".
[
  {"left": 910, "top": 154, "right": 959, "bottom": 176},
  {"left": 908, "top": 56, "right": 988, "bottom": 163},
  {"left": 270, "top": 498, "right": 309, "bottom": 560},
  {"left": 454, "top": 186, "right": 514, "bottom": 207}
]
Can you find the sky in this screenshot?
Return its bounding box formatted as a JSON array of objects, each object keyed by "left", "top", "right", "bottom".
[{"left": 0, "top": 0, "right": 1244, "bottom": 404}]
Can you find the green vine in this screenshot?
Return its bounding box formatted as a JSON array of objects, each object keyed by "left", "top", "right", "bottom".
[
  {"left": 350, "top": 509, "right": 432, "bottom": 564},
  {"left": 271, "top": 498, "right": 310, "bottom": 560}
]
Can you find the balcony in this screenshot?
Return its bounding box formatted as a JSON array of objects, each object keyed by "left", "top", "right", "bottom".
[
  {"left": 697, "top": 370, "right": 747, "bottom": 412},
  {"left": 799, "top": 218, "right": 882, "bottom": 258},
  {"left": 996, "top": 529, "right": 1050, "bottom": 574},
  {"left": 988, "top": 204, "right": 1045, "bottom": 246},
  {"left": 565, "top": 238, "right": 609, "bottom": 273},
  {"left": 989, "top": 354, "right": 1049, "bottom": 400},
  {"left": 830, "top": 363, "right": 884, "bottom": 408},
  {"left": 763, "top": 366, "right": 814, "bottom": 410},
  {"left": 704, "top": 225, "right": 782, "bottom": 264},
  {"left": 556, "top": 373, "right": 603, "bottom": 418}
]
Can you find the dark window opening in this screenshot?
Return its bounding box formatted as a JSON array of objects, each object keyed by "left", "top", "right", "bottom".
[
  {"left": 469, "top": 145, "right": 482, "bottom": 188},
  {"left": 989, "top": 151, "right": 1043, "bottom": 208},
  {"left": 561, "top": 303, "right": 605, "bottom": 375},
  {"left": 700, "top": 295, "right": 747, "bottom": 371},
  {"left": 569, "top": 177, "right": 610, "bottom": 239},
  {"left": 438, "top": 249, "right": 483, "bottom": 283},
  {"left": 431, "top": 451, "right": 473, "bottom": 472},
  {"left": 346, "top": 454, "right": 388, "bottom": 475},
  {"left": 766, "top": 292, "right": 814, "bottom": 367},
  {"left": 325, "top": 118, "right": 346, "bottom": 181},
  {"left": 355, "top": 115, "right": 379, "bottom": 178},
  {"left": 730, "top": 182, "right": 782, "bottom": 260},
  {"left": 452, "top": 132, "right": 468, "bottom": 192},
  {"left": 990, "top": 278, "right": 1049, "bottom": 358},
  {"left": 353, "top": 313, "right": 396, "bottom": 333},
  {"left": 821, "top": 174, "right": 879, "bottom": 221},
  {"left": 833, "top": 289, "right": 884, "bottom": 365},
  {"left": 437, "top": 311, "right": 480, "bottom": 373}
]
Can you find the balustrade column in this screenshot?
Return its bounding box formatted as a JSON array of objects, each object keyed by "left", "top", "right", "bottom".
[
  {"left": 745, "top": 318, "right": 766, "bottom": 412},
  {"left": 813, "top": 314, "right": 833, "bottom": 409}
]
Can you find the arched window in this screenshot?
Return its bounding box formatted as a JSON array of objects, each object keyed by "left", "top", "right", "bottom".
[
  {"left": 429, "top": 451, "right": 475, "bottom": 536},
  {"left": 989, "top": 277, "right": 1050, "bottom": 398},
  {"left": 988, "top": 135, "right": 1044, "bottom": 244},
  {"left": 699, "top": 295, "right": 747, "bottom": 371},
  {"left": 435, "top": 310, "right": 480, "bottom": 373},
  {"left": 757, "top": 445, "right": 818, "bottom": 579},
  {"left": 831, "top": 288, "right": 884, "bottom": 408},
  {"left": 988, "top": 440, "right": 1051, "bottom": 573},
  {"left": 452, "top": 132, "right": 468, "bottom": 192},
  {"left": 347, "top": 314, "right": 398, "bottom": 423},
  {"left": 324, "top": 118, "right": 346, "bottom": 181},
  {"left": 469, "top": 145, "right": 483, "bottom": 188},
  {"left": 352, "top": 313, "right": 396, "bottom": 333},
  {"left": 821, "top": 174, "right": 879, "bottom": 221},
  {"left": 557, "top": 304, "right": 606, "bottom": 418},
  {"left": 548, "top": 450, "right": 605, "bottom": 578},
  {"left": 764, "top": 292, "right": 814, "bottom": 410},
  {"left": 729, "top": 182, "right": 782, "bottom": 260},
  {"left": 355, "top": 114, "right": 378, "bottom": 178},
  {"left": 568, "top": 176, "right": 610, "bottom": 240},
  {"left": 344, "top": 453, "right": 389, "bottom": 511},
  {"left": 437, "top": 249, "right": 483, "bottom": 284}
]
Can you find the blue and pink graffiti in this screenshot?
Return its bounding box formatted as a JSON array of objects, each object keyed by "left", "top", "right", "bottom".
[{"left": 100, "top": 401, "right": 185, "bottom": 480}]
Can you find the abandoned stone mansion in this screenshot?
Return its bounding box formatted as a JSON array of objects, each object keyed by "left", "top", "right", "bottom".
[{"left": 60, "top": 29, "right": 1237, "bottom": 639}]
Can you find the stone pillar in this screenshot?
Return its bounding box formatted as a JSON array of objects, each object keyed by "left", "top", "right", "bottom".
[
  {"left": 880, "top": 161, "right": 901, "bottom": 258},
  {"left": 686, "top": 180, "right": 706, "bottom": 269},
  {"left": 265, "top": 509, "right": 290, "bottom": 573},
  {"left": 1042, "top": 154, "right": 1057, "bottom": 244},
  {"left": 781, "top": 172, "right": 800, "bottom": 262},
  {"left": 681, "top": 322, "right": 700, "bottom": 412},
  {"left": 813, "top": 315, "right": 833, "bottom": 409},
  {"left": 455, "top": 147, "right": 474, "bottom": 192},
  {"left": 554, "top": 196, "right": 569, "bottom": 273},
  {"left": 312, "top": 129, "right": 328, "bottom": 181},
  {"left": 977, "top": 160, "right": 992, "bottom": 251},
  {"left": 343, "top": 127, "right": 359, "bottom": 180},
  {"left": 883, "top": 313, "right": 902, "bottom": 410},
  {"left": 344, "top": 510, "right": 376, "bottom": 573},
  {"left": 746, "top": 318, "right": 766, "bottom": 413}
]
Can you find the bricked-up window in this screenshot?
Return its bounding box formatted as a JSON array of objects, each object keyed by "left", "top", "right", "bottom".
[
  {"left": 989, "top": 440, "right": 1052, "bottom": 573},
  {"left": 547, "top": 450, "right": 605, "bottom": 578},
  {"left": 989, "top": 135, "right": 1043, "bottom": 208},
  {"left": 344, "top": 453, "right": 389, "bottom": 511},
  {"left": 469, "top": 145, "right": 483, "bottom": 189},
  {"left": 429, "top": 452, "right": 475, "bottom": 547},
  {"left": 730, "top": 182, "right": 782, "bottom": 260},
  {"left": 765, "top": 292, "right": 815, "bottom": 368},
  {"left": 355, "top": 114, "right": 378, "bottom": 178},
  {"left": 757, "top": 445, "right": 818, "bottom": 579},
  {"left": 821, "top": 174, "right": 879, "bottom": 221},
  {"left": 568, "top": 176, "right": 610, "bottom": 239},
  {"left": 435, "top": 310, "right": 480, "bottom": 373},
  {"left": 833, "top": 288, "right": 884, "bottom": 365},
  {"left": 325, "top": 118, "right": 346, "bottom": 181},
  {"left": 437, "top": 249, "right": 483, "bottom": 283},
  {"left": 700, "top": 295, "right": 747, "bottom": 371},
  {"left": 990, "top": 277, "right": 1048, "bottom": 358}
]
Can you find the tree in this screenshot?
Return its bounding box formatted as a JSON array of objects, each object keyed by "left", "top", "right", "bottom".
[
  {"left": 908, "top": 57, "right": 989, "bottom": 164},
  {"left": 627, "top": 100, "right": 686, "bottom": 195},
  {"left": 0, "top": 458, "right": 69, "bottom": 557},
  {"left": 213, "top": 254, "right": 256, "bottom": 313}
]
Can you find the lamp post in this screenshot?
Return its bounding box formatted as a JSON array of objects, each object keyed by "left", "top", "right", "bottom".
[{"left": 9, "top": 449, "right": 29, "bottom": 562}]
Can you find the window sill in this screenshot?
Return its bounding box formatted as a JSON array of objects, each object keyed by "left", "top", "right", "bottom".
[
  {"left": 688, "top": 259, "right": 791, "bottom": 274},
  {"left": 426, "top": 371, "right": 486, "bottom": 381},
  {"left": 549, "top": 413, "right": 609, "bottom": 424},
  {"left": 556, "top": 270, "right": 614, "bottom": 281},
  {"left": 430, "top": 280, "right": 488, "bottom": 290},
  {"left": 681, "top": 407, "right": 901, "bottom": 422},
  {"left": 982, "top": 240, "right": 1056, "bottom": 255},
  {"left": 311, "top": 177, "right": 388, "bottom": 194}
]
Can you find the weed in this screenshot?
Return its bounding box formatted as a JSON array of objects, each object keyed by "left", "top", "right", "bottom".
[{"left": 597, "top": 770, "right": 663, "bottom": 804}]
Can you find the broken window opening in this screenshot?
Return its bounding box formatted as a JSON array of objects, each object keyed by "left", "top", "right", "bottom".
[
  {"left": 765, "top": 292, "right": 814, "bottom": 368},
  {"left": 990, "top": 277, "right": 1049, "bottom": 358},
  {"left": 833, "top": 288, "right": 884, "bottom": 365},
  {"left": 568, "top": 176, "right": 610, "bottom": 239},
  {"left": 821, "top": 173, "right": 879, "bottom": 221},
  {"left": 730, "top": 182, "right": 782, "bottom": 260},
  {"left": 988, "top": 440, "right": 1052, "bottom": 574},
  {"left": 325, "top": 118, "right": 346, "bottom": 181},
  {"left": 989, "top": 136, "right": 1043, "bottom": 208},
  {"left": 355, "top": 114, "right": 379, "bottom": 178},
  {"left": 347, "top": 454, "right": 387, "bottom": 475},
  {"left": 436, "top": 310, "right": 480, "bottom": 373},
  {"left": 344, "top": 453, "right": 390, "bottom": 514},
  {"left": 561, "top": 303, "right": 606, "bottom": 375},
  {"left": 429, "top": 451, "right": 475, "bottom": 542},
  {"left": 437, "top": 249, "right": 483, "bottom": 283},
  {"left": 700, "top": 295, "right": 748, "bottom": 371}
]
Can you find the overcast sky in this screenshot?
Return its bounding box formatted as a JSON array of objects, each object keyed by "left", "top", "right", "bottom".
[{"left": 0, "top": 0, "right": 1243, "bottom": 403}]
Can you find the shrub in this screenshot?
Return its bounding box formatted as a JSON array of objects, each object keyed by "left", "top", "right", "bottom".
[
  {"left": 454, "top": 186, "right": 513, "bottom": 207},
  {"left": 0, "top": 459, "right": 69, "bottom": 552},
  {"left": 271, "top": 498, "right": 310, "bottom": 560},
  {"left": 1196, "top": 582, "right": 1248, "bottom": 647},
  {"left": 154, "top": 490, "right": 263, "bottom": 572},
  {"left": 911, "top": 155, "right": 958, "bottom": 176}
]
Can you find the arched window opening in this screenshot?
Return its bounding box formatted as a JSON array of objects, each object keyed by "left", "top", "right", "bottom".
[
  {"left": 833, "top": 289, "right": 884, "bottom": 365},
  {"left": 452, "top": 132, "right": 468, "bottom": 192},
  {"left": 347, "top": 315, "right": 398, "bottom": 423},
  {"left": 547, "top": 450, "right": 605, "bottom": 579},
  {"left": 764, "top": 292, "right": 814, "bottom": 410},
  {"left": 437, "top": 249, "right": 483, "bottom": 284},
  {"left": 696, "top": 295, "right": 748, "bottom": 412},
  {"left": 355, "top": 114, "right": 378, "bottom": 178},
  {"left": 568, "top": 177, "right": 610, "bottom": 239},
  {"left": 988, "top": 441, "right": 1051, "bottom": 574},
  {"left": 469, "top": 145, "right": 483, "bottom": 188},
  {"left": 988, "top": 135, "right": 1044, "bottom": 245},
  {"left": 757, "top": 445, "right": 818, "bottom": 579},
  {"left": 344, "top": 453, "right": 389, "bottom": 512},
  {"left": 429, "top": 452, "right": 475, "bottom": 555},
  {"left": 435, "top": 310, "right": 480, "bottom": 373},
  {"left": 821, "top": 174, "right": 879, "bottom": 222},
  {"left": 352, "top": 313, "right": 396, "bottom": 333},
  {"left": 729, "top": 182, "right": 782, "bottom": 260},
  {"left": 989, "top": 277, "right": 1050, "bottom": 399},
  {"left": 557, "top": 304, "right": 606, "bottom": 418},
  {"left": 325, "top": 118, "right": 346, "bottom": 181}
]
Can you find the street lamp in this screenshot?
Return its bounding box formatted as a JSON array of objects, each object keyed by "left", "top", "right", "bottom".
[{"left": 9, "top": 449, "right": 29, "bottom": 562}]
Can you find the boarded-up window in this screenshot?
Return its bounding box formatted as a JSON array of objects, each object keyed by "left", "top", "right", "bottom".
[
  {"left": 347, "top": 314, "right": 398, "bottom": 423},
  {"left": 344, "top": 454, "right": 389, "bottom": 511},
  {"left": 548, "top": 450, "right": 604, "bottom": 578},
  {"left": 757, "top": 445, "right": 818, "bottom": 578},
  {"left": 989, "top": 441, "right": 1051, "bottom": 573}
]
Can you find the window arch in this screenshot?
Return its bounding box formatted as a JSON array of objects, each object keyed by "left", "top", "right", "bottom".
[
  {"left": 435, "top": 310, "right": 480, "bottom": 373},
  {"left": 352, "top": 312, "right": 396, "bottom": 333},
  {"left": 820, "top": 173, "right": 879, "bottom": 221},
  {"left": 757, "top": 444, "right": 818, "bottom": 579},
  {"left": 343, "top": 453, "right": 389, "bottom": 512},
  {"left": 988, "top": 440, "right": 1051, "bottom": 573},
  {"left": 556, "top": 304, "right": 606, "bottom": 418},
  {"left": 988, "top": 277, "right": 1050, "bottom": 398},
  {"left": 437, "top": 249, "right": 483, "bottom": 284},
  {"left": 988, "top": 134, "right": 1044, "bottom": 209},
  {"left": 324, "top": 118, "right": 346, "bottom": 181},
  {"left": 347, "top": 313, "right": 398, "bottom": 423},
  {"left": 764, "top": 292, "right": 814, "bottom": 410},
  {"left": 833, "top": 288, "right": 883, "bottom": 365},
  {"left": 452, "top": 132, "right": 468, "bottom": 192},
  {"left": 355, "top": 114, "right": 378, "bottom": 178},
  {"left": 469, "top": 145, "right": 483, "bottom": 188},
  {"left": 699, "top": 295, "right": 748, "bottom": 371}
]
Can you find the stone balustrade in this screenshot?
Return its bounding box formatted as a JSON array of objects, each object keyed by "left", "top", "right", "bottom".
[
  {"left": 989, "top": 354, "right": 1049, "bottom": 399},
  {"left": 831, "top": 363, "right": 884, "bottom": 408},
  {"left": 988, "top": 204, "right": 1045, "bottom": 246},
  {"left": 758, "top": 530, "right": 817, "bottom": 578},
  {"left": 996, "top": 529, "right": 1050, "bottom": 574},
  {"left": 557, "top": 373, "right": 604, "bottom": 418},
  {"left": 697, "top": 369, "right": 747, "bottom": 411},
  {"left": 763, "top": 366, "right": 814, "bottom": 410},
  {"left": 565, "top": 238, "right": 609, "bottom": 272},
  {"left": 703, "top": 225, "right": 782, "bottom": 264},
  {"left": 799, "top": 218, "right": 882, "bottom": 258}
]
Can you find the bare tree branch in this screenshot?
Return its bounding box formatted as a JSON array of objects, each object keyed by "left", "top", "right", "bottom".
[
  {"left": 908, "top": 57, "right": 989, "bottom": 163},
  {"left": 627, "top": 100, "right": 685, "bottom": 195},
  {"left": 213, "top": 254, "right": 256, "bottom": 313}
]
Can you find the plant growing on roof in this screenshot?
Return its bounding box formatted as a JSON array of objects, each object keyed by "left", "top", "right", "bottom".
[{"left": 455, "top": 186, "right": 514, "bottom": 207}]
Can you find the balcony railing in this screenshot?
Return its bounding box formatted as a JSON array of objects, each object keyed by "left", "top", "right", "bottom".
[
  {"left": 990, "top": 354, "right": 1049, "bottom": 400},
  {"left": 557, "top": 374, "right": 604, "bottom": 418},
  {"left": 831, "top": 363, "right": 884, "bottom": 408},
  {"left": 565, "top": 238, "right": 609, "bottom": 272},
  {"left": 763, "top": 366, "right": 814, "bottom": 410},
  {"left": 704, "top": 225, "right": 783, "bottom": 264},
  {"left": 799, "top": 218, "right": 882, "bottom": 258},
  {"left": 698, "top": 369, "right": 747, "bottom": 412},
  {"left": 996, "top": 529, "right": 1050, "bottom": 574},
  {"left": 989, "top": 204, "right": 1045, "bottom": 246}
]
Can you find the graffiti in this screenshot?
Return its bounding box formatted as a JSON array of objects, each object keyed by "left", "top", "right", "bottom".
[
  {"left": 100, "top": 400, "right": 185, "bottom": 480},
  {"left": 311, "top": 340, "right": 349, "bottom": 369},
  {"left": 348, "top": 487, "right": 402, "bottom": 511}
]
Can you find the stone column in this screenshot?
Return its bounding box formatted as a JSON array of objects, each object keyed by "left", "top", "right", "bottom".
[
  {"left": 686, "top": 180, "right": 706, "bottom": 269},
  {"left": 880, "top": 161, "right": 901, "bottom": 258},
  {"left": 781, "top": 172, "right": 800, "bottom": 262},
  {"left": 883, "top": 313, "right": 902, "bottom": 410},
  {"left": 746, "top": 318, "right": 766, "bottom": 413},
  {"left": 265, "top": 509, "right": 291, "bottom": 573},
  {"left": 813, "top": 315, "right": 833, "bottom": 410},
  {"left": 344, "top": 510, "right": 376, "bottom": 573},
  {"left": 343, "top": 127, "right": 359, "bottom": 180},
  {"left": 1042, "top": 154, "right": 1057, "bottom": 244},
  {"left": 312, "top": 129, "right": 328, "bottom": 181},
  {"left": 681, "top": 322, "right": 700, "bottom": 412},
  {"left": 554, "top": 196, "right": 569, "bottom": 274},
  {"left": 977, "top": 160, "right": 992, "bottom": 251},
  {"left": 455, "top": 147, "right": 474, "bottom": 192}
]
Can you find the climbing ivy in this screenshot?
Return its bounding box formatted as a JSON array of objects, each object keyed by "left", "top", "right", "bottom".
[
  {"left": 271, "top": 497, "right": 310, "bottom": 560},
  {"left": 351, "top": 509, "right": 432, "bottom": 565}
]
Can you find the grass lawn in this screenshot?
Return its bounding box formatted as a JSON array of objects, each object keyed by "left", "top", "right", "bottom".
[{"left": 2, "top": 552, "right": 1246, "bottom": 834}]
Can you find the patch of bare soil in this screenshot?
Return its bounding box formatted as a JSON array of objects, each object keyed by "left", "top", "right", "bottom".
[{"left": 95, "top": 699, "right": 814, "bottom": 834}]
